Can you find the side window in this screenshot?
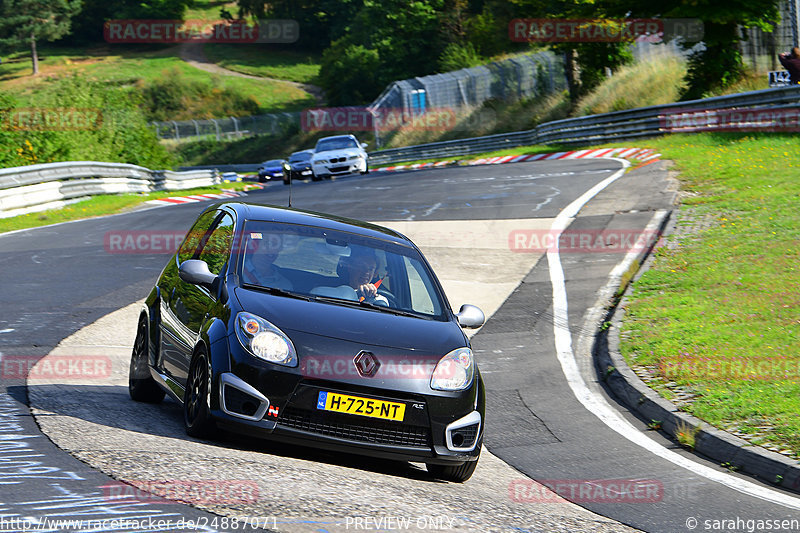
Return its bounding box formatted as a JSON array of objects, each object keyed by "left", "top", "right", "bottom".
[
  {"left": 198, "top": 213, "right": 235, "bottom": 275},
  {"left": 177, "top": 210, "right": 218, "bottom": 264},
  {"left": 403, "top": 256, "right": 439, "bottom": 316}
]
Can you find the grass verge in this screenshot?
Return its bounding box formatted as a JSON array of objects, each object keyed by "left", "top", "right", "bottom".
[
  {"left": 0, "top": 46, "right": 315, "bottom": 115},
  {"left": 618, "top": 132, "right": 800, "bottom": 459},
  {"left": 0, "top": 181, "right": 254, "bottom": 234},
  {"left": 203, "top": 45, "right": 321, "bottom": 84}
]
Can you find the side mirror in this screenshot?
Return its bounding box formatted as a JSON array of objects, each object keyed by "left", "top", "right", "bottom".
[
  {"left": 455, "top": 304, "right": 485, "bottom": 328},
  {"left": 360, "top": 142, "right": 368, "bottom": 149},
  {"left": 179, "top": 259, "right": 217, "bottom": 287}
]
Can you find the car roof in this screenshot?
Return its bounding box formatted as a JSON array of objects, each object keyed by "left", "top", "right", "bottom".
[
  {"left": 219, "top": 202, "right": 412, "bottom": 245},
  {"left": 262, "top": 159, "right": 284, "bottom": 164},
  {"left": 290, "top": 149, "right": 314, "bottom": 156}
]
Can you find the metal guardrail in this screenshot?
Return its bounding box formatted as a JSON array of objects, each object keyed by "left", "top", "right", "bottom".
[
  {"left": 4, "top": 86, "right": 800, "bottom": 218},
  {"left": 0, "top": 162, "right": 219, "bottom": 218},
  {"left": 366, "top": 86, "right": 800, "bottom": 165}
]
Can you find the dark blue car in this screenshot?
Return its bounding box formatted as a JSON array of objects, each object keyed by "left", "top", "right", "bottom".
[
  {"left": 129, "top": 203, "right": 486, "bottom": 482},
  {"left": 257, "top": 159, "right": 290, "bottom": 184}
]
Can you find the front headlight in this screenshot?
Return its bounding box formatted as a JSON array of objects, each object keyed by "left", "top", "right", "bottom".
[
  {"left": 430, "top": 347, "right": 474, "bottom": 391},
  {"left": 314, "top": 159, "right": 327, "bottom": 165},
  {"left": 235, "top": 312, "right": 297, "bottom": 366},
  {"left": 348, "top": 155, "right": 362, "bottom": 160}
]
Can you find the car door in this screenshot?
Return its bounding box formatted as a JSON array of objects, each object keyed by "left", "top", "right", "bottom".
[{"left": 160, "top": 210, "right": 235, "bottom": 385}]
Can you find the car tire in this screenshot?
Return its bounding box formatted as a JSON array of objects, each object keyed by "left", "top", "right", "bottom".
[
  {"left": 361, "top": 163, "right": 369, "bottom": 175},
  {"left": 283, "top": 175, "right": 291, "bottom": 185},
  {"left": 184, "top": 348, "right": 216, "bottom": 438},
  {"left": 319, "top": 174, "right": 331, "bottom": 180},
  {"left": 311, "top": 173, "right": 321, "bottom": 182},
  {"left": 426, "top": 448, "right": 480, "bottom": 483},
  {"left": 128, "top": 317, "right": 165, "bottom": 403}
]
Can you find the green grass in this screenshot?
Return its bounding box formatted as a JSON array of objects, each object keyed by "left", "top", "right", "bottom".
[
  {"left": 619, "top": 132, "right": 800, "bottom": 457},
  {"left": 203, "top": 45, "right": 322, "bottom": 84},
  {"left": 0, "top": 181, "right": 253, "bottom": 234},
  {"left": 183, "top": 0, "right": 236, "bottom": 21},
  {"left": 0, "top": 46, "right": 315, "bottom": 115}
]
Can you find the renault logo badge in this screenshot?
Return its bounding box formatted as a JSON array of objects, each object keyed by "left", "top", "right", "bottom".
[{"left": 354, "top": 351, "right": 380, "bottom": 377}]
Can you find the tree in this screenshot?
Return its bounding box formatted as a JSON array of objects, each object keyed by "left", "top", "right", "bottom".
[
  {"left": 67, "top": 0, "right": 192, "bottom": 44},
  {"left": 0, "top": 0, "right": 81, "bottom": 75},
  {"left": 231, "top": 0, "right": 364, "bottom": 51},
  {"left": 612, "top": 0, "right": 782, "bottom": 99},
  {"left": 508, "top": 0, "right": 635, "bottom": 101},
  {"left": 317, "top": 0, "right": 445, "bottom": 104}
]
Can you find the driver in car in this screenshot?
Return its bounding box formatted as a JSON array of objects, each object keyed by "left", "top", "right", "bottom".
[{"left": 340, "top": 249, "right": 389, "bottom": 306}]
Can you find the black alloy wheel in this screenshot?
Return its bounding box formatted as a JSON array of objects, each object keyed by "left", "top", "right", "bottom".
[
  {"left": 184, "top": 349, "right": 216, "bottom": 437},
  {"left": 128, "top": 317, "right": 165, "bottom": 403}
]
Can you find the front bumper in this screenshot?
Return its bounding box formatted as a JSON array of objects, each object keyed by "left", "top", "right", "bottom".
[
  {"left": 312, "top": 158, "right": 366, "bottom": 176},
  {"left": 210, "top": 339, "right": 484, "bottom": 464},
  {"left": 291, "top": 167, "right": 313, "bottom": 177}
]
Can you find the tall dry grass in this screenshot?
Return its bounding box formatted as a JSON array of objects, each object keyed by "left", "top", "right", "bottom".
[{"left": 575, "top": 53, "right": 687, "bottom": 116}]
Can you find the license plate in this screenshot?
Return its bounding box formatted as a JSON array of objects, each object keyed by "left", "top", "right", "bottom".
[{"left": 317, "top": 391, "right": 405, "bottom": 422}]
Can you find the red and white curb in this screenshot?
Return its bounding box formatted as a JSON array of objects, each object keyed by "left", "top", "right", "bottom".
[
  {"left": 375, "top": 147, "right": 661, "bottom": 172},
  {"left": 145, "top": 190, "right": 248, "bottom": 206}
]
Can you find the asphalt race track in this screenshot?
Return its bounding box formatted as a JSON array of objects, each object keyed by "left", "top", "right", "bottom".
[{"left": 2, "top": 160, "right": 800, "bottom": 532}]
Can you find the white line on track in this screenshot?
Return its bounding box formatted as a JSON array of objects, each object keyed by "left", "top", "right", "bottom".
[{"left": 547, "top": 158, "right": 800, "bottom": 510}]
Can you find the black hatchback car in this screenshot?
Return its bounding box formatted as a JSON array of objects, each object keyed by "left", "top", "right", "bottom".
[{"left": 129, "top": 203, "right": 486, "bottom": 482}]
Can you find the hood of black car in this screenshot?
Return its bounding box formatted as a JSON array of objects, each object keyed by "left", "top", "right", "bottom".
[{"left": 234, "top": 286, "right": 465, "bottom": 354}]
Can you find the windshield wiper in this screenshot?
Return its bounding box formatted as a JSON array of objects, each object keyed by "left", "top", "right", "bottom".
[
  {"left": 242, "top": 284, "right": 312, "bottom": 301},
  {"left": 311, "top": 295, "right": 419, "bottom": 317}
]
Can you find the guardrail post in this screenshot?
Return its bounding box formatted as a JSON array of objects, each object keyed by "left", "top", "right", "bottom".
[
  {"left": 192, "top": 120, "right": 200, "bottom": 138},
  {"left": 171, "top": 121, "right": 179, "bottom": 141},
  {"left": 232, "top": 117, "right": 239, "bottom": 137},
  {"left": 212, "top": 119, "right": 220, "bottom": 141}
]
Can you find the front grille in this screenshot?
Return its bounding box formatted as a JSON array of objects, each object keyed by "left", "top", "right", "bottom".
[
  {"left": 330, "top": 166, "right": 350, "bottom": 173},
  {"left": 278, "top": 406, "right": 431, "bottom": 448}
]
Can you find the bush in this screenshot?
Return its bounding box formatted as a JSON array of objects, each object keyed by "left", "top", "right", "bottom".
[
  {"left": 438, "top": 42, "right": 482, "bottom": 72},
  {"left": 318, "top": 41, "right": 383, "bottom": 106},
  {"left": 0, "top": 75, "right": 175, "bottom": 168},
  {"left": 139, "top": 68, "right": 261, "bottom": 121}
]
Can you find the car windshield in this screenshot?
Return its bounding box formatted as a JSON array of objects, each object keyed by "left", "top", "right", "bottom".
[
  {"left": 315, "top": 137, "right": 357, "bottom": 152},
  {"left": 289, "top": 153, "right": 311, "bottom": 162},
  {"left": 264, "top": 160, "right": 283, "bottom": 166},
  {"left": 239, "top": 220, "right": 447, "bottom": 320}
]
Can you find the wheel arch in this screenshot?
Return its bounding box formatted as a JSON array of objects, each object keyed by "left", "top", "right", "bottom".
[{"left": 195, "top": 316, "right": 231, "bottom": 411}]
